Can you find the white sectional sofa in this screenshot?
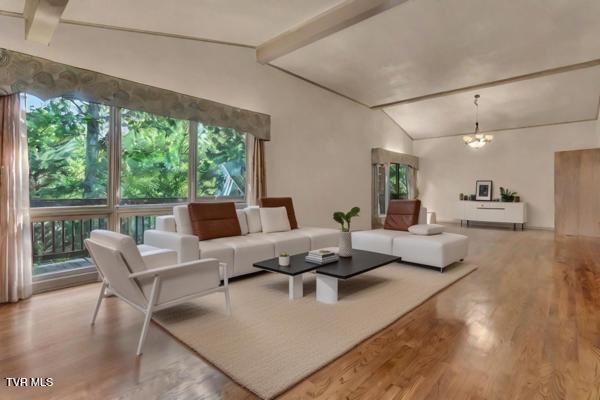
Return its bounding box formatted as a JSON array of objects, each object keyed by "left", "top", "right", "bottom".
[
  {"left": 144, "top": 205, "right": 340, "bottom": 278},
  {"left": 352, "top": 229, "right": 468, "bottom": 270}
]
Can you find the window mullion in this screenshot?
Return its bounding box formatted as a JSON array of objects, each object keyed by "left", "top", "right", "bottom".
[
  {"left": 189, "top": 121, "right": 198, "bottom": 203},
  {"left": 108, "top": 106, "right": 121, "bottom": 231}
]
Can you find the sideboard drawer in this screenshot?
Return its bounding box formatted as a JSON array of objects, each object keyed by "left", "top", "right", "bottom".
[
  {"left": 471, "top": 206, "right": 511, "bottom": 222},
  {"left": 457, "top": 201, "right": 527, "bottom": 224}
]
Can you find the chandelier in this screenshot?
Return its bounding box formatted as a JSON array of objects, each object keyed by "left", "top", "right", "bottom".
[{"left": 463, "top": 94, "right": 493, "bottom": 149}]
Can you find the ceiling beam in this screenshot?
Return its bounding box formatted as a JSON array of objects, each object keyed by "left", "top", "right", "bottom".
[
  {"left": 373, "top": 58, "right": 600, "bottom": 110},
  {"left": 24, "top": 0, "right": 69, "bottom": 45},
  {"left": 256, "top": 0, "right": 409, "bottom": 64}
]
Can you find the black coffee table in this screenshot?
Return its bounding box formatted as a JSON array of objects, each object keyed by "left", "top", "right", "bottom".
[
  {"left": 253, "top": 250, "right": 399, "bottom": 301},
  {"left": 314, "top": 250, "right": 398, "bottom": 303},
  {"left": 253, "top": 253, "right": 326, "bottom": 299}
]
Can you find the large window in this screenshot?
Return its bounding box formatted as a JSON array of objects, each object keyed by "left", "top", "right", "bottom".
[
  {"left": 197, "top": 124, "right": 246, "bottom": 199},
  {"left": 24, "top": 95, "right": 248, "bottom": 292},
  {"left": 120, "top": 109, "right": 189, "bottom": 205},
  {"left": 26, "top": 94, "right": 110, "bottom": 206}
]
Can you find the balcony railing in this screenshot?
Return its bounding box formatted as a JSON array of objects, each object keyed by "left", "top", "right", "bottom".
[{"left": 31, "top": 217, "right": 108, "bottom": 275}]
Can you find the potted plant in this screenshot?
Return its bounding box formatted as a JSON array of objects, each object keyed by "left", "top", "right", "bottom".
[
  {"left": 278, "top": 252, "right": 290, "bottom": 267},
  {"left": 500, "top": 187, "right": 517, "bottom": 202},
  {"left": 333, "top": 207, "right": 360, "bottom": 257}
]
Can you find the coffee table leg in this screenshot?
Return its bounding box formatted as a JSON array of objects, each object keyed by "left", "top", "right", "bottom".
[
  {"left": 316, "top": 275, "right": 338, "bottom": 304},
  {"left": 289, "top": 275, "right": 303, "bottom": 299}
]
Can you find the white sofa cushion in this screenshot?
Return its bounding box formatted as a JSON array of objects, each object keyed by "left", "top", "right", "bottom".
[
  {"left": 174, "top": 205, "right": 193, "bottom": 235},
  {"left": 260, "top": 207, "right": 291, "bottom": 233},
  {"left": 209, "top": 235, "right": 275, "bottom": 277},
  {"left": 408, "top": 224, "right": 444, "bottom": 236},
  {"left": 352, "top": 229, "right": 407, "bottom": 255},
  {"left": 295, "top": 227, "right": 340, "bottom": 250},
  {"left": 392, "top": 232, "right": 468, "bottom": 268},
  {"left": 244, "top": 206, "right": 262, "bottom": 233},
  {"left": 198, "top": 240, "right": 235, "bottom": 274},
  {"left": 236, "top": 209, "right": 249, "bottom": 235},
  {"left": 249, "top": 230, "right": 310, "bottom": 256}
]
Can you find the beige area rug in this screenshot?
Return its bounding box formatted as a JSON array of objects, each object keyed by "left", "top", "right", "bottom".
[{"left": 154, "top": 262, "right": 477, "bottom": 399}]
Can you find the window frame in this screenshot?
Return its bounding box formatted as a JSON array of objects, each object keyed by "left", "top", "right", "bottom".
[{"left": 26, "top": 98, "right": 249, "bottom": 292}]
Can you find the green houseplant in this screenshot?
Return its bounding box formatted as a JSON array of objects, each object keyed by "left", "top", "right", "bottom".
[
  {"left": 499, "top": 187, "right": 517, "bottom": 202},
  {"left": 333, "top": 207, "right": 360, "bottom": 257}
]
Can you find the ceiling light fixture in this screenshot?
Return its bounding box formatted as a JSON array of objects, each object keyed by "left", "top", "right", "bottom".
[{"left": 463, "top": 94, "right": 493, "bottom": 149}]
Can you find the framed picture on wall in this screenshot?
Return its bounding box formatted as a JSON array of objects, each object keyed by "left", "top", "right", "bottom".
[{"left": 475, "top": 180, "right": 493, "bottom": 201}]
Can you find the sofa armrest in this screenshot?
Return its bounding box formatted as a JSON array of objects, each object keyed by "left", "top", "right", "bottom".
[
  {"left": 144, "top": 230, "right": 199, "bottom": 263},
  {"left": 155, "top": 215, "right": 177, "bottom": 232}
]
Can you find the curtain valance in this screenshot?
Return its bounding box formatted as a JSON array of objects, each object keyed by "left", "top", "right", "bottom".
[
  {"left": 0, "top": 48, "right": 271, "bottom": 140},
  {"left": 371, "top": 147, "right": 418, "bottom": 170}
]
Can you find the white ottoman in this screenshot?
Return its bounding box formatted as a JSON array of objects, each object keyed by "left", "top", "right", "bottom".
[{"left": 392, "top": 232, "right": 468, "bottom": 270}]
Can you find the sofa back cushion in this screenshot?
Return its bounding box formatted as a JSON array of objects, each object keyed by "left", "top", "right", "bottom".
[
  {"left": 384, "top": 200, "right": 422, "bottom": 231},
  {"left": 260, "top": 207, "right": 291, "bottom": 233},
  {"left": 174, "top": 205, "right": 194, "bottom": 234},
  {"left": 259, "top": 197, "right": 298, "bottom": 229},
  {"left": 188, "top": 202, "right": 241, "bottom": 240},
  {"left": 237, "top": 209, "right": 249, "bottom": 235},
  {"left": 244, "top": 206, "right": 262, "bottom": 233}
]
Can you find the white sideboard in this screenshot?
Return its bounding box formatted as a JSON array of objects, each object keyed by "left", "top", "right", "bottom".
[{"left": 457, "top": 201, "right": 527, "bottom": 230}]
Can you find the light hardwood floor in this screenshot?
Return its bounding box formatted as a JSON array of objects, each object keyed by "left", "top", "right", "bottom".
[{"left": 1, "top": 225, "right": 599, "bottom": 399}]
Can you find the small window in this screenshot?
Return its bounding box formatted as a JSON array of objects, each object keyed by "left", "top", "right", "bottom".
[{"left": 389, "top": 163, "right": 409, "bottom": 200}]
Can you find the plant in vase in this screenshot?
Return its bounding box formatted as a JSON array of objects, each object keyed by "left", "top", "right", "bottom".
[
  {"left": 500, "top": 187, "right": 517, "bottom": 202},
  {"left": 278, "top": 252, "right": 290, "bottom": 266},
  {"left": 333, "top": 207, "right": 360, "bottom": 258}
]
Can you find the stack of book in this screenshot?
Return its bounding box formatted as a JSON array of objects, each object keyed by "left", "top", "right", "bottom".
[{"left": 305, "top": 249, "right": 339, "bottom": 265}]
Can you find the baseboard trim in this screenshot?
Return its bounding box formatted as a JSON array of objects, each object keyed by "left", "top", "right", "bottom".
[{"left": 32, "top": 270, "right": 100, "bottom": 294}]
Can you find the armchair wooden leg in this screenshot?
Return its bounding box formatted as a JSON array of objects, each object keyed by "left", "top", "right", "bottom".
[
  {"left": 136, "top": 276, "right": 160, "bottom": 356},
  {"left": 91, "top": 281, "right": 108, "bottom": 325}
]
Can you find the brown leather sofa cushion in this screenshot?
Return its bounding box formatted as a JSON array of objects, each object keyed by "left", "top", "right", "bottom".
[
  {"left": 384, "top": 200, "right": 421, "bottom": 231},
  {"left": 188, "top": 202, "right": 241, "bottom": 240},
  {"left": 259, "top": 197, "right": 298, "bottom": 229}
]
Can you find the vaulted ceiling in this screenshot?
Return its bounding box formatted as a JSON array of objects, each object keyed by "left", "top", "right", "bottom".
[{"left": 1, "top": 0, "right": 599, "bottom": 140}]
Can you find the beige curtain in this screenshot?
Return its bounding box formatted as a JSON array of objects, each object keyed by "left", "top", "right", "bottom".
[
  {"left": 408, "top": 166, "right": 419, "bottom": 200},
  {"left": 0, "top": 94, "right": 32, "bottom": 303},
  {"left": 247, "top": 135, "right": 266, "bottom": 205}
]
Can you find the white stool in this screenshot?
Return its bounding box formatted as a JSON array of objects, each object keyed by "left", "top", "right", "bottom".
[{"left": 427, "top": 211, "right": 437, "bottom": 224}]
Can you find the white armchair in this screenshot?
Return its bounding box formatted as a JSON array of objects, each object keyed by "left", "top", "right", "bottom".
[{"left": 85, "top": 230, "right": 231, "bottom": 356}]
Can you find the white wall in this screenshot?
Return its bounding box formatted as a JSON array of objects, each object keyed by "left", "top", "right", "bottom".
[
  {"left": 413, "top": 121, "right": 597, "bottom": 229},
  {"left": 0, "top": 16, "right": 412, "bottom": 230}
]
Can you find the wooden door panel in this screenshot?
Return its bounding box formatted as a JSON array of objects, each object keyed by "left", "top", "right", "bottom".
[{"left": 555, "top": 148, "right": 600, "bottom": 237}]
